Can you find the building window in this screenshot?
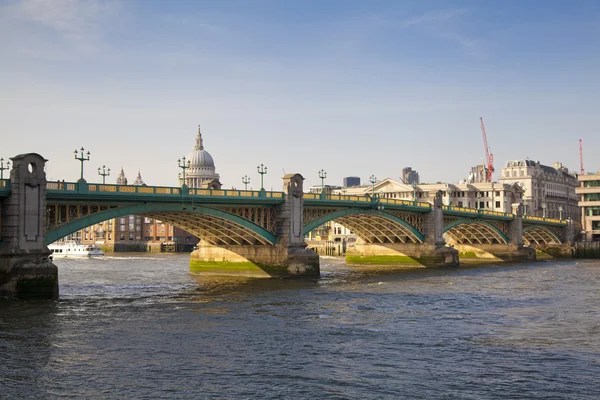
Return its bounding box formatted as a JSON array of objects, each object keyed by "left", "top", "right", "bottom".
[
  {"left": 496, "top": 201, "right": 501, "bottom": 208},
  {"left": 129, "top": 233, "right": 134, "bottom": 240}
]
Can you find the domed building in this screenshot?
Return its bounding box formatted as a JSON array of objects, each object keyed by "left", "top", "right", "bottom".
[{"left": 180, "top": 125, "right": 221, "bottom": 189}]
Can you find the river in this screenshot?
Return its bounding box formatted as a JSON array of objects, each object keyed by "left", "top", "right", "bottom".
[{"left": 1, "top": 255, "right": 600, "bottom": 399}]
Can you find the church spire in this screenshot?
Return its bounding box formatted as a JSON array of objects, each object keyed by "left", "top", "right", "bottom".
[{"left": 195, "top": 124, "right": 204, "bottom": 150}]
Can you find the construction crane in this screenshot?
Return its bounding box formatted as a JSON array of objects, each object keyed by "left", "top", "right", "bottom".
[
  {"left": 580, "top": 139, "right": 585, "bottom": 175},
  {"left": 480, "top": 117, "right": 494, "bottom": 182}
]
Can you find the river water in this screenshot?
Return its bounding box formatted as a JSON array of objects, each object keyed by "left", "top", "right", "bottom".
[{"left": 1, "top": 255, "right": 600, "bottom": 399}]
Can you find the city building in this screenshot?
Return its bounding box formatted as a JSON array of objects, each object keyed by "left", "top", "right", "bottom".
[
  {"left": 576, "top": 169, "right": 600, "bottom": 241},
  {"left": 334, "top": 178, "right": 523, "bottom": 212},
  {"left": 308, "top": 184, "right": 341, "bottom": 194},
  {"left": 499, "top": 160, "right": 578, "bottom": 220},
  {"left": 401, "top": 167, "right": 420, "bottom": 185},
  {"left": 465, "top": 164, "right": 488, "bottom": 184},
  {"left": 343, "top": 176, "right": 361, "bottom": 187},
  {"left": 179, "top": 125, "right": 221, "bottom": 189}
]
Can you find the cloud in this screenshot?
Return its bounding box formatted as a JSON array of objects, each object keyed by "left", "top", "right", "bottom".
[
  {"left": 6, "top": 0, "right": 119, "bottom": 45},
  {"left": 399, "top": 9, "right": 467, "bottom": 27}
]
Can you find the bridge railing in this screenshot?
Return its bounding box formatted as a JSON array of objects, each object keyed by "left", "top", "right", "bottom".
[
  {"left": 303, "top": 193, "right": 432, "bottom": 209},
  {"left": 523, "top": 215, "right": 565, "bottom": 225},
  {"left": 442, "top": 205, "right": 513, "bottom": 218},
  {"left": 46, "top": 182, "right": 285, "bottom": 199},
  {"left": 303, "top": 193, "right": 370, "bottom": 202}
]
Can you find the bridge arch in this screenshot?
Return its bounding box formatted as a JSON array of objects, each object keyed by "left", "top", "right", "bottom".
[
  {"left": 45, "top": 204, "right": 277, "bottom": 246},
  {"left": 444, "top": 219, "right": 509, "bottom": 245},
  {"left": 522, "top": 225, "right": 563, "bottom": 245},
  {"left": 303, "top": 208, "right": 425, "bottom": 244}
]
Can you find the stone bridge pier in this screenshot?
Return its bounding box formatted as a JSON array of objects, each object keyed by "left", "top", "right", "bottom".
[
  {"left": 346, "top": 191, "right": 459, "bottom": 268},
  {"left": 190, "top": 173, "right": 320, "bottom": 278},
  {"left": 0, "top": 154, "right": 58, "bottom": 299}
]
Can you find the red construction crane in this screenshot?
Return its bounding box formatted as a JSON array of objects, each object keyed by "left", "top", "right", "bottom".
[
  {"left": 580, "top": 139, "right": 585, "bottom": 175},
  {"left": 480, "top": 117, "right": 494, "bottom": 182}
]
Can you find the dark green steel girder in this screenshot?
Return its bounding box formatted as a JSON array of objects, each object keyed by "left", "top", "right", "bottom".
[
  {"left": 443, "top": 219, "right": 510, "bottom": 244},
  {"left": 522, "top": 225, "right": 563, "bottom": 244},
  {"left": 303, "top": 208, "right": 425, "bottom": 242},
  {"left": 45, "top": 203, "right": 277, "bottom": 245}
]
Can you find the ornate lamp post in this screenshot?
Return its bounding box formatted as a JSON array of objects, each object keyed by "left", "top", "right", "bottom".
[
  {"left": 257, "top": 164, "right": 267, "bottom": 190},
  {"left": 0, "top": 158, "right": 10, "bottom": 180},
  {"left": 542, "top": 201, "right": 547, "bottom": 218},
  {"left": 318, "top": 169, "right": 327, "bottom": 193},
  {"left": 369, "top": 175, "right": 377, "bottom": 197},
  {"left": 98, "top": 165, "right": 110, "bottom": 184},
  {"left": 559, "top": 205, "right": 563, "bottom": 220},
  {"left": 74, "top": 147, "right": 90, "bottom": 183},
  {"left": 412, "top": 181, "right": 417, "bottom": 204},
  {"left": 178, "top": 157, "right": 190, "bottom": 187},
  {"left": 242, "top": 175, "right": 250, "bottom": 190}
]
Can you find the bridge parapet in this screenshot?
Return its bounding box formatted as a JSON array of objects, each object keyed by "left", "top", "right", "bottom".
[
  {"left": 47, "top": 181, "right": 285, "bottom": 201},
  {"left": 522, "top": 215, "right": 566, "bottom": 226}
]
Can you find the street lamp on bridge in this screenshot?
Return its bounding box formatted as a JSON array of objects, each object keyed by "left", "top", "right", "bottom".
[
  {"left": 318, "top": 169, "right": 327, "bottom": 193},
  {"left": 412, "top": 182, "right": 417, "bottom": 204},
  {"left": 369, "top": 175, "right": 377, "bottom": 197},
  {"left": 98, "top": 165, "right": 110, "bottom": 184},
  {"left": 242, "top": 175, "right": 250, "bottom": 190},
  {"left": 0, "top": 158, "right": 10, "bottom": 180},
  {"left": 542, "top": 201, "right": 547, "bottom": 218},
  {"left": 559, "top": 205, "right": 563, "bottom": 221},
  {"left": 178, "top": 157, "right": 190, "bottom": 187},
  {"left": 74, "top": 147, "right": 90, "bottom": 183},
  {"left": 257, "top": 164, "right": 267, "bottom": 190}
]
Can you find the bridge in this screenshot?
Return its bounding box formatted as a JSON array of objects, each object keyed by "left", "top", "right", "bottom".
[{"left": 0, "top": 153, "right": 572, "bottom": 299}]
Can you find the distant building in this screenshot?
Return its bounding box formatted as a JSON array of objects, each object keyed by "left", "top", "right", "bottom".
[
  {"left": 576, "top": 169, "right": 600, "bottom": 241},
  {"left": 333, "top": 178, "right": 523, "bottom": 213},
  {"left": 499, "top": 160, "right": 578, "bottom": 220},
  {"left": 343, "top": 176, "right": 360, "bottom": 187},
  {"left": 179, "top": 125, "right": 221, "bottom": 189},
  {"left": 466, "top": 164, "right": 488, "bottom": 184},
  {"left": 401, "top": 167, "right": 420, "bottom": 185},
  {"left": 308, "top": 184, "right": 341, "bottom": 194}
]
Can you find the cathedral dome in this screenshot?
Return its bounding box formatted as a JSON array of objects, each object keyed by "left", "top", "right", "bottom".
[
  {"left": 180, "top": 125, "right": 220, "bottom": 189},
  {"left": 186, "top": 148, "right": 214, "bottom": 168},
  {"left": 186, "top": 125, "right": 215, "bottom": 168}
]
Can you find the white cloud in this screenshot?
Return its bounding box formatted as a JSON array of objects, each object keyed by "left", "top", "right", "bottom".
[
  {"left": 399, "top": 9, "right": 467, "bottom": 27},
  {"left": 5, "top": 0, "right": 120, "bottom": 47}
]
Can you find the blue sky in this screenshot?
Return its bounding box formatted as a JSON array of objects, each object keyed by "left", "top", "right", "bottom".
[{"left": 1, "top": 0, "right": 598, "bottom": 189}]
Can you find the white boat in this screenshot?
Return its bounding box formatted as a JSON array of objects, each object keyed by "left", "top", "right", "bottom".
[{"left": 48, "top": 240, "right": 104, "bottom": 258}]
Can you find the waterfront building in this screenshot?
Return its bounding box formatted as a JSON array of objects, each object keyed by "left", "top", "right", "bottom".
[
  {"left": 343, "top": 176, "right": 361, "bottom": 187},
  {"left": 499, "top": 160, "right": 578, "bottom": 220},
  {"left": 401, "top": 167, "right": 420, "bottom": 185},
  {"left": 333, "top": 178, "right": 524, "bottom": 212},
  {"left": 576, "top": 169, "right": 600, "bottom": 241}
]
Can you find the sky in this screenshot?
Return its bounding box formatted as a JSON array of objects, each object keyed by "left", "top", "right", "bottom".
[{"left": 1, "top": 0, "right": 599, "bottom": 190}]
